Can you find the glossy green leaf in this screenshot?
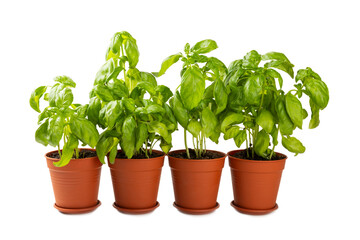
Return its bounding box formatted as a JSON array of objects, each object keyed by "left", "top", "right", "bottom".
[
  {"left": 285, "top": 93, "right": 303, "bottom": 129},
  {"left": 275, "top": 97, "right": 294, "bottom": 135},
  {"left": 124, "top": 37, "right": 139, "bottom": 68},
  {"left": 54, "top": 76, "right": 76, "bottom": 88},
  {"left": 94, "top": 58, "right": 117, "bottom": 85},
  {"left": 108, "top": 79, "right": 128, "bottom": 98},
  {"left": 224, "top": 126, "right": 241, "bottom": 140},
  {"left": 234, "top": 130, "right": 247, "bottom": 148},
  {"left": 214, "top": 79, "right": 228, "bottom": 114},
  {"left": 88, "top": 97, "right": 102, "bottom": 125},
  {"left": 160, "top": 140, "right": 172, "bottom": 153},
  {"left": 48, "top": 115, "right": 64, "bottom": 147},
  {"left": 96, "top": 131, "right": 116, "bottom": 164},
  {"left": 256, "top": 110, "right": 274, "bottom": 133},
  {"left": 54, "top": 134, "right": 78, "bottom": 167},
  {"left": 70, "top": 117, "right": 99, "bottom": 148},
  {"left": 30, "top": 86, "right": 47, "bottom": 112},
  {"left": 102, "top": 100, "right": 121, "bottom": 128},
  {"left": 254, "top": 129, "right": 270, "bottom": 157},
  {"left": 242, "top": 50, "right": 261, "bottom": 69},
  {"left": 191, "top": 39, "right": 218, "bottom": 54},
  {"left": 206, "top": 57, "right": 228, "bottom": 80},
  {"left": 140, "top": 72, "right": 157, "bottom": 86},
  {"left": 282, "top": 136, "right": 305, "bottom": 154},
  {"left": 135, "top": 123, "right": 148, "bottom": 151},
  {"left": 108, "top": 139, "right": 119, "bottom": 164},
  {"left": 270, "top": 126, "right": 279, "bottom": 146},
  {"left": 304, "top": 78, "right": 329, "bottom": 110},
  {"left": 220, "top": 112, "right": 244, "bottom": 132},
  {"left": 171, "top": 91, "right": 189, "bottom": 128},
  {"left": 145, "top": 104, "right": 165, "bottom": 114},
  {"left": 157, "top": 53, "right": 182, "bottom": 77},
  {"left": 266, "top": 69, "right": 283, "bottom": 88},
  {"left": 309, "top": 99, "right": 320, "bottom": 129},
  {"left": 35, "top": 119, "right": 49, "bottom": 146},
  {"left": 244, "top": 75, "right": 262, "bottom": 105},
  {"left": 94, "top": 85, "right": 114, "bottom": 102},
  {"left": 187, "top": 119, "right": 201, "bottom": 137},
  {"left": 180, "top": 66, "right": 205, "bottom": 110},
  {"left": 201, "top": 108, "right": 218, "bottom": 137},
  {"left": 265, "top": 60, "right": 294, "bottom": 78},
  {"left": 148, "top": 121, "right": 171, "bottom": 143},
  {"left": 121, "top": 116, "right": 136, "bottom": 158}
]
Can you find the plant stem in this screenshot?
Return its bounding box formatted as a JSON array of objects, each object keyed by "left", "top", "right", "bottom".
[
  {"left": 57, "top": 145, "right": 62, "bottom": 159},
  {"left": 245, "top": 129, "right": 249, "bottom": 158},
  {"left": 269, "top": 144, "right": 275, "bottom": 160},
  {"left": 75, "top": 147, "right": 79, "bottom": 159},
  {"left": 184, "top": 128, "right": 190, "bottom": 159}
]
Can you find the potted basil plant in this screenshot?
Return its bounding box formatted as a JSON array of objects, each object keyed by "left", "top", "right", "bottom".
[
  {"left": 155, "top": 39, "right": 228, "bottom": 214},
  {"left": 30, "top": 76, "right": 102, "bottom": 214},
  {"left": 88, "top": 31, "right": 176, "bottom": 214},
  {"left": 222, "top": 50, "right": 329, "bottom": 214}
]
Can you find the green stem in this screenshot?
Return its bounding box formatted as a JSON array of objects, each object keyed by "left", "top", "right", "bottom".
[
  {"left": 57, "top": 145, "right": 62, "bottom": 159},
  {"left": 269, "top": 144, "right": 275, "bottom": 160},
  {"left": 75, "top": 147, "right": 79, "bottom": 159},
  {"left": 245, "top": 129, "right": 249, "bottom": 158},
  {"left": 184, "top": 128, "right": 190, "bottom": 159}
]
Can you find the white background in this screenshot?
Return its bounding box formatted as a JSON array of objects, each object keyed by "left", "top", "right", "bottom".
[{"left": 1, "top": 0, "right": 359, "bottom": 239}]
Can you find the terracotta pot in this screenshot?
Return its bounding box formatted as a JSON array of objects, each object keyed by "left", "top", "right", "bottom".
[
  {"left": 108, "top": 150, "right": 165, "bottom": 214},
  {"left": 228, "top": 149, "right": 287, "bottom": 215},
  {"left": 168, "top": 149, "right": 226, "bottom": 214},
  {"left": 46, "top": 148, "right": 102, "bottom": 214}
]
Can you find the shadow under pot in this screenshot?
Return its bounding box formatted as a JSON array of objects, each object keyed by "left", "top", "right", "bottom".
[
  {"left": 168, "top": 149, "right": 226, "bottom": 215},
  {"left": 228, "top": 149, "right": 287, "bottom": 215},
  {"left": 46, "top": 148, "right": 103, "bottom": 214},
  {"left": 108, "top": 150, "right": 165, "bottom": 214}
]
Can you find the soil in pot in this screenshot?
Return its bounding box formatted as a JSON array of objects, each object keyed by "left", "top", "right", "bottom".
[
  {"left": 231, "top": 148, "right": 283, "bottom": 161},
  {"left": 228, "top": 149, "right": 287, "bottom": 215},
  {"left": 108, "top": 150, "right": 165, "bottom": 214},
  {"left": 168, "top": 149, "right": 226, "bottom": 215},
  {"left": 169, "top": 148, "right": 223, "bottom": 159},
  {"left": 46, "top": 148, "right": 102, "bottom": 214}
]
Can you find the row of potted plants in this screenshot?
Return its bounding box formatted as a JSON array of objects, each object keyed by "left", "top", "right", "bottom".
[{"left": 30, "top": 31, "right": 329, "bottom": 215}]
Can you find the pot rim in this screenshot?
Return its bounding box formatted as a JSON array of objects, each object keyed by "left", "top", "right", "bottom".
[
  {"left": 167, "top": 149, "right": 227, "bottom": 162},
  {"left": 227, "top": 149, "right": 287, "bottom": 163},
  {"left": 45, "top": 148, "right": 98, "bottom": 162},
  {"left": 111, "top": 149, "right": 166, "bottom": 160}
]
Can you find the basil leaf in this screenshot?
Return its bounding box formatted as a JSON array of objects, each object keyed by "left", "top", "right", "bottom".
[
  {"left": 48, "top": 115, "right": 64, "bottom": 147},
  {"left": 108, "top": 79, "right": 128, "bottom": 98},
  {"left": 88, "top": 97, "right": 102, "bottom": 125},
  {"left": 121, "top": 116, "right": 136, "bottom": 158},
  {"left": 54, "top": 76, "right": 76, "bottom": 88},
  {"left": 94, "top": 85, "right": 114, "bottom": 102},
  {"left": 256, "top": 110, "right": 274, "bottom": 133},
  {"left": 148, "top": 121, "right": 171, "bottom": 143},
  {"left": 254, "top": 129, "right": 270, "bottom": 157},
  {"left": 35, "top": 118, "right": 50, "bottom": 146},
  {"left": 108, "top": 139, "right": 119, "bottom": 164},
  {"left": 70, "top": 117, "right": 99, "bottom": 148},
  {"left": 201, "top": 108, "right": 218, "bottom": 137},
  {"left": 160, "top": 140, "right": 172, "bottom": 153},
  {"left": 224, "top": 126, "right": 241, "bottom": 140},
  {"left": 157, "top": 53, "right": 182, "bottom": 77},
  {"left": 187, "top": 119, "right": 202, "bottom": 137},
  {"left": 171, "top": 91, "right": 189, "bottom": 128},
  {"left": 96, "top": 131, "right": 116, "bottom": 164},
  {"left": 180, "top": 66, "right": 205, "bottom": 110},
  {"left": 285, "top": 93, "right": 303, "bottom": 129},
  {"left": 282, "top": 136, "right": 305, "bottom": 155},
  {"left": 242, "top": 50, "right": 261, "bottom": 69},
  {"left": 304, "top": 78, "right": 329, "bottom": 110},
  {"left": 220, "top": 112, "right": 244, "bottom": 132},
  {"left": 54, "top": 134, "right": 78, "bottom": 167},
  {"left": 124, "top": 37, "right": 139, "bottom": 68},
  {"left": 270, "top": 126, "right": 279, "bottom": 146},
  {"left": 234, "top": 130, "right": 247, "bottom": 148},
  {"left": 275, "top": 97, "right": 294, "bottom": 136},
  {"left": 190, "top": 39, "right": 218, "bottom": 54},
  {"left": 214, "top": 79, "right": 228, "bottom": 114},
  {"left": 244, "top": 75, "right": 262, "bottom": 105},
  {"left": 265, "top": 60, "right": 294, "bottom": 78},
  {"left": 30, "top": 86, "right": 47, "bottom": 112},
  {"left": 135, "top": 123, "right": 148, "bottom": 151},
  {"left": 102, "top": 100, "right": 122, "bottom": 128},
  {"left": 309, "top": 99, "right": 320, "bottom": 129},
  {"left": 153, "top": 85, "right": 173, "bottom": 105}
]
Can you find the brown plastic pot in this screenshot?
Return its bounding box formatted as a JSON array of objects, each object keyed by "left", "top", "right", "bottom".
[
  {"left": 108, "top": 150, "right": 165, "bottom": 214},
  {"left": 168, "top": 149, "right": 226, "bottom": 214},
  {"left": 46, "top": 148, "right": 102, "bottom": 214},
  {"left": 228, "top": 149, "right": 287, "bottom": 215}
]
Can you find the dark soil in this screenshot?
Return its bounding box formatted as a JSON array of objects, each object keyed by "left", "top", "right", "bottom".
[
  {"left": 47, "top": 149, "right": 97, "bottom": 159},
  {"left": 231, "top": 148, "right": 283, "bottom": 161},
  {"left": 115, "top": 151, "right": 163, "bottom": 159},
  {"left": 169, "top": 149, "right": 224, "bottom": 159}
]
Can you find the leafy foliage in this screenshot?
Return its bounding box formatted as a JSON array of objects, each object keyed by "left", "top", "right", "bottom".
[
  {"left": 30, "top": 76, "right": 99, "bottom": 167},
  {"left": 220, "top": 50, "right": 329, "bottom": 159},
  {"left": 156, "top": 39, "right": 228, "bottom": 158}
]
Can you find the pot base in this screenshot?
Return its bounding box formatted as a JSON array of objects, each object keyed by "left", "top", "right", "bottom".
[
  {"left": 231, "top": 201, "right": 278, "bottom": 215},
  {"left": 54, "top": 200, "right": 101, "bottom": 214},
  {"left": 173, "top": 202, "right": 220, "bottom": 215},
  {"left": 113, "top": 201, "right": 160, "bottom": 214}
]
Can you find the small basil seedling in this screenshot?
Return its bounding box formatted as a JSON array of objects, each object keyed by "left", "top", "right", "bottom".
[
  {"left": 221, "top": 50, "right": 329, "bottom": 159},
  {"left": 156, "top": 39, "right": 228, "bottom": 158},
  {"left": 30, "top": 76, "right": 100, "bottom": 166}
]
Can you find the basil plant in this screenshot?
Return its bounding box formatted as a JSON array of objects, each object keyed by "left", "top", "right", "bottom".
[
  {"left": 88, "top": 31, "right": 176, "bottom": 163},
  {"left": 156, "top": 40, "right": 228, "bottom": 159},
  {"left": 30, "top": 76, "right": 99, "bottom": 167},
  {"left": 221, "top": 50, "right": 329, "bottom": 159}
]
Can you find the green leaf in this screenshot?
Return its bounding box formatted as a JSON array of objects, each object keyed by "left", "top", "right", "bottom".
[
  {"left": 265, "top": 60, "right": 294, "bottom": 78},
  {"left": 234, "top": 130, "right": 247, "bottom": 148},
  {"left": 135, "top": 123, "right": 148, "bottom": 151},
  {"left": 220, "top": 112, "right": 244, "bottom": 132},
  {"left": 203, "top": 82, "right": 215, "bottom": 99},
  {"left": 242, "top": 50, "right": 261, "bottom": 69},
  {"left": 187, "top": 119, "right": 202, "bottom": 137},
  {"left": 164, "top": 104, "right": 177, "bottom": 128},
  {"left": 108, "top": 139, "right": 119, "bottom": 164},
  {"left": 270, "top": 126, "right": 279, "bottom": 146},
  {"left": 57, "top": 88, "right": 74, "bottom": 108},
  {"left": 256, "top": 110, "right": 274, "bottom": 133},
  {"left": 126, "top": 68, "right": 142, "bottom": 93},
  {"left": 54, "top": 76, "right": 76, "bottom": 88},
  {"left": 304, "top": 78, "right": 329, "bottom": 110},
  {"left": 124, "top": 37, "right": 139, "bottom": 68},
  {"left": 180, "top": 66, "right": 205, "bottom": 110},
  {"left": 228, "top": 59, "right": 243, "bottom": 72},
  {"left": 122, "top": 98, "right": 136, "bottom": 112},
  {"left": 282, "top": 136, "right": 305, "bottom": 154},
  {"left": 261, "top": 52, "right": 291, "bottom": 63},
  {"left": 148, "top": 121, "right": 171, "bottom": 143},
  {"left": 244, "top": 74, "right": 262, "bottom": 105},
  {"left": 171, "top": 91, "right": 189, "bottom": 128},
  {"left": 88, "top": 97, "right": 102, "bottom": 125},
  {"left": 254, "top": 129, "right": 270, "bottom": 157},
  {"left": 153, "top": 85, "right": 173, "bottom": 105},
  {"left": 35, "top": 119, "right": 49, "bottom": 146},
  {"left": 266, "top": 69, "right": 283, "bottom": 88},
  {"left": 191, "top": 39, "right": 218, "bottom": 54},
  {"left": 102, "top": 100, "right": 122, "bottom": 128},
  {"left": 48, "top": 115, "right": 64, "bottom": 147},
  {"left": 140, "top": 72, "right": 157, "bottom": 87},
  {"left": 96, "top": 131, "right": 116, "bottom": 164},
  {"left": 206, "top": 57, "right": 228, "bottom": 80},
  {"left": 108, "top": 79, "right": 129, "bottom": 98},
  {"left": 121, "top": 116, "right": 136, "bottom": 158},
  {"left": 54, "top": 134, "right": 79, "bottom": 167},
  {"left": 145, "top": 104, "right": 165, "bottom": 114},
  {"left": 285, "top": 93, "right": 303, "bottom": 129},
  {"left": 38, "top": 107, "right": 52, "bottom": 124},
  {"left": 70, "top": 117, "right": 99, "bottom": 148},
  {"left": 302, "top": 109, "right": 308, "bottom": 119},
  {"left": 157, "top": 53, "right": 182, "bottom": 77},
  {"left": 30, "top": 86, "right": 47, "bottom": 112},
  {"left": 94, "top": 58, "right": 117, "bottom": 85},
  {"left": 275, "top": 97, "right": 294, "bottom": 135},
  {"left": 227, "top": 85, "right": 246, "bottom": 111},
  {"left": 136, "top": 82, "right": 156, "bottom": 95},
  {"left": 201, "top": 108, "right": 218, "bottom": 137},
  {"left": 214, "top": 79, "right": 228, "bottom": 114},
  {"left": 224, "top": 126, "right": 241, "bottom": 140},
  {"left": 160, "top": 140, "right": 172, "bottom": 153},
  {"left": 309, "top": 99, "right": 320, "bottom": 129},
  {"left": 94, "top": 85, "right": 114, "bottom": 102}
]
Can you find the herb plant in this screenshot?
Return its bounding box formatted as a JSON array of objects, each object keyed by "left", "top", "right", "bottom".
[
  {"left": 221, "top": 50, "right": 329, "bottom": 159},
  {"left": 30, "top": 76, "right": 99, "bottom": 167},
  {"left": 88, "top": 31, "right": 176, "bottom": 163},
  {"left": 155, "top": 40, "right": 228, "bottom": 159}
]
